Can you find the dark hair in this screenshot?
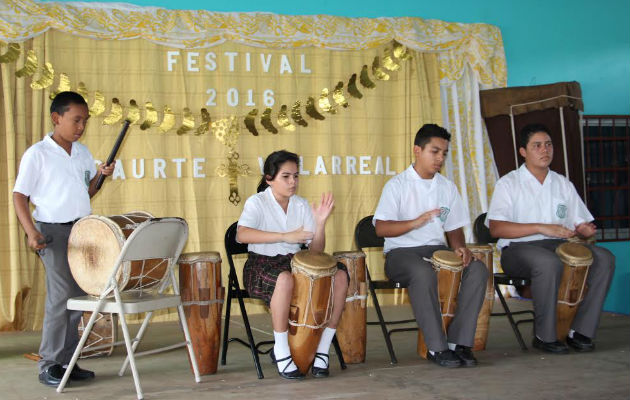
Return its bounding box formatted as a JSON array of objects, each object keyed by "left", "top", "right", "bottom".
[
  {"left": 414, "top": 124, "right": 451, "bottom": 148},
  {"left": 50, "top": 91, "right": 88, "bottom": 115},
  {"left": 257, "top": 150, "right": 300, "bottom": 193},
  {"left": 519, "top": 123, "right": 550, "bottom": 149}
]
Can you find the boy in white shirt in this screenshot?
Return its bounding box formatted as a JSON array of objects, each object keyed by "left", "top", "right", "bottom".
[
  {"left": 486, "top": 123, "right": 615, "bottom": 354},
  {"left": 374, "top": 124, "right": 488, "bottom": 368},
  {"left": 13, "top": 91, "right": 115, "bottom": 386}
]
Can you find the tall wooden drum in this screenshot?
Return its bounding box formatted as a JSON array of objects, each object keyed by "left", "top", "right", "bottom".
[
  {"left": 555, "top": 242, "right": 592, "bottom": 340},
  {"left": 333, "top": 251, "right": 367, "bottom": 364},
  {"left": 418, "top": 250, "right": 463, "bottom": 358},
  {"left": 467, "top": 244, "right": 494, "bottom": 351},
  {"left": 178, "top": 251, "right": 224, "bottom": 375},
  {"left": 288, "top": 250, "right": 338, "bottom": 374},
  {"left": 68, "top": 212, "right": 169, "bottom": 295}
]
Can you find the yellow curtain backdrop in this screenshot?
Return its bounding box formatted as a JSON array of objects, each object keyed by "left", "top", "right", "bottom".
[{"left": 0, "top": 1, "right": 506, "bottom": 330}]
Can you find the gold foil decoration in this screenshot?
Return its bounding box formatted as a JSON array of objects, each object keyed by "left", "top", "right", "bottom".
[
  {"left": 318, "top": 88, "right": 337, "bottom": 114},
  {"left": 140, "top": 102, "right": 157, "bottom": 130},
  {"left": 49, "top": 73, "right": 71, "bottom": 99},
  {"left": 305, "top": 97, "right": 325, "bottom": 120},
  {"left": 291, "top": 101, "right": 308, "bottom": 127},
  {"left": 103, "top": 98, "right": 123, "bottom": 125},
  {"left": 212, "top": 116, "right": 240, "bottom": 148},
  {"left": 383, "top": 47, "right": 401, "bottom": 71},
  {"left": 261, "top": 108, "right": 278, "bottom": 134},
  {"left": 216, "top": 151, "right": 251, "bottom": 206},
  {"left": 244, "top": 109, "right": 259, "bottom": 136},
  {"left": 277, "top": 105, "right": 296, "bottom": 132},
  {"left": 393, "top": 40, "right": 412, "bottom": 61},
  {"left": 176, "top": 107, "right": 195, "bottom": 135},
  {"left": 15, "top": 50, "right": 37, "bottom": 78},
  {"left": 0, "top": 43, "right": 20, "bottom": 63},
  {"left": 30, "top": 62, "right": 54, "bottom": 89},
  {"left": 195, "top": 108, "right": 211, "bottom": 135},
  {"left": 76, "top": 82, "right": 89, "bottom": 100},
  {"left": 347, "top": 73, "right": 363, "bottom": 99},
  {"left": 332, "top": 81, "right": 349, "bottom": 108},
  {"left": 159, "top": 106, "right": 175, "bottom": 133},
  {"left": 372, "top": 56, "right": 390, "bottom": 81},
  {"left": 359, "top": 65, "right": 376, "bottom": 89},
  {"left": 89, "top": 91, "right": 105, "bottom": 116},
  {"left": 126, "top": 99, "right": 141, "bottom": 124}
]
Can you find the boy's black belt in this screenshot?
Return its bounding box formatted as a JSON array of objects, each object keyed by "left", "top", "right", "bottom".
[{"left": 37, "top": 219, "right": 80, "bottom": 226}]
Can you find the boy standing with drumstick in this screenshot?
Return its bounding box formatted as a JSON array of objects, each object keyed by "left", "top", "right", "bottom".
[{"left": 13, "top": 91, "right": 115, "bottom": 386}]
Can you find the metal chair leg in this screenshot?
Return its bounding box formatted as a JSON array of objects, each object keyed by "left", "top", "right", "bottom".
[
  {"left": 367, "top": 270, "right": 398, "bottom": 364},
  {"left": 220, "top": 271, "right": 235, "bottom": 366},
  {"left": 332, "top": 335, "right": 347, "bottom": 370},
  {"left": 494, "top": 282, "right": 528, "bottom": 351},
  {"left": 233, "top": 276, "right": 264, "bottom": 379}
]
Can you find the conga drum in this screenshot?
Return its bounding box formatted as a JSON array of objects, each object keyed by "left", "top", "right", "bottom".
[
  {"left": 555, "top": 242, "right": 593, "bottom": 340},
  {"left": 467, "top": 244, "right": 494, "bottom": 351},
  {"left": 178, "top": 252, "right": 224, "bottom": 375},
  {"left": 288, "top": 250, "right": 338, "bottom": 374},
  {"left": 333, "top": 251, "right": 367, "bottom": 364},
  {"left": 418, "top": 250, "right": 463, "bottom": 358},
  {"left": 78, "top": 311, "right": 117, "bottom": 358},
  {"left": 68, "top": 212, "right": 171, "bottom": 295}
]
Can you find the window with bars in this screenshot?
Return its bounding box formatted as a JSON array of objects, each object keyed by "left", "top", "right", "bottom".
[{"left": 583, "top": 115, "right": 629, "bottom": 241}]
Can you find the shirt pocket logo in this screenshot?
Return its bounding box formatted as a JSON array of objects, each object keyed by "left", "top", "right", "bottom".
[
  {"left": 556, "top": 204, "right": 567, "bottom": 219},
  {"left": 439, "top": 206, "right": 450, "bottom": 222},
  {"left": 84, "top": 171, "right": 90, "bottom": 187}
]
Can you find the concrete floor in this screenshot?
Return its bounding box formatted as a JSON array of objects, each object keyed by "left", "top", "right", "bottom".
[{"left": 1, "top": 299, "right": 629, "bottom": 400}]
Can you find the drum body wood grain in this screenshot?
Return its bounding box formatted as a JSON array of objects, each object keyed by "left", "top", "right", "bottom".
[
  {"left": 555, "top": 242, "right": 592, "bottom": 340},
  {"left": 468, "top": 244, "right": 494, "bottom": 351},
  {"left": 78, "top": 312, "right": 117, "bottom": 358},
  {"left": 333, "top": 251, "right": 367, "bottom": 364},
  {"left": 179, "top": 252, "right": 224, "bottom": 375},
  {"left": 418, "top": 250, "right": 463, "bottom": 358},
  {"left": 288, "top": 250, "right": 338, "bottom": 374},
  {"left": 68, "top": 212, "right": 169, "bottom": 295}
]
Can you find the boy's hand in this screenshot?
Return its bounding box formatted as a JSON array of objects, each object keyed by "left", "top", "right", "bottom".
[
  {"left": 27, "top": 231, "right": 46, "bottom": 251},
  {"left": 575, "top": 222, "right": 596, "bottom": 238},
  {"left": 454, "top": 246, "right": 473, "bottom": 267},
  {"left": 411, "top": 209, "right": 441, "bottom": 229},
  {"left": 98, "top": 161, "right": 116, "bottom": 177}
]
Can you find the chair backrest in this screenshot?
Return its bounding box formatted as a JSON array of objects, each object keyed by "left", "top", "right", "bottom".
[
  {"left": 225, "top": 221, "right": 248, "bottom": 258},
  {"left": 355, "top": 215, "right": 384, "bottom": 250},
  {"left": 473, "top": 212, "right": 497, "bottom": 244}
]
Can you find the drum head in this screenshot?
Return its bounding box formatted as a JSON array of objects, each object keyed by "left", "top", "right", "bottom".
[
  {"left": 178, "top": 251, "right": 222, "bottom": 264},
  {"left": 333, "top": 251, "right": 366, "bottom": 259},
  {"left": 556, "top": 242, "right": 593, "bottom": 266},
  {"left": 292, "top": 250, "right": 337, "bottom": 277},
  {"left": 466, "top": 244, "right": 493, "bottom": 253},
  {"left": 68, "top": 215, "right": 126, "bottom": 295},
  {"left": 432, "top": 250, "right": 463, "bottom": 268}
]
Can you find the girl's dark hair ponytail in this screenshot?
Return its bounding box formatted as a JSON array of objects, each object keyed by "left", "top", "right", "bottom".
[{"left": 257, "top": 150, "right": 300, "bottom": 192}]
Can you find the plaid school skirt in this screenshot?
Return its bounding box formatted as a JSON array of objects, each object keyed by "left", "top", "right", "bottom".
[{"left": 243, "top": 252, "right": 348, "bottom": 306}]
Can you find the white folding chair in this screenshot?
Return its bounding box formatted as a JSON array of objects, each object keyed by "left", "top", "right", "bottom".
[{"left": 56, "top": 217, "right": 200, "bottom": 400}]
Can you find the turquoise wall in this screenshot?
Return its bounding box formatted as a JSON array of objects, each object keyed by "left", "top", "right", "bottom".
[
  {"left": 69, "top": 0, "right": 630, "bottom": 114},
  {"left": 601, "top": 241, "right": 629, "bottom": 315}
]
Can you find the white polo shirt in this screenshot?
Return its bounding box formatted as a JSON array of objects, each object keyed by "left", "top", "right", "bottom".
[
  {"left": 13, "top": 133, "right": 96, "bottom": 223},
  {"left": 373, "top": 165, "right": 469, "bottom": 253},
  {"left": 237, "top": 187, "right": 316, "bottom": 257},
  {"left": 486, "top": 164, "right": 593, "bottom": 249}
]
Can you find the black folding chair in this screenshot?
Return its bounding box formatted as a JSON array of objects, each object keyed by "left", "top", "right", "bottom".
[
  {"left": 354, "top": 215, "right": 418, "bottom": 364},
  {"left": 473, "top": 213, "right": 535, "bottom": 351},
  {"left": 221, "top": 222, "right": 346, "bottom": 378}
]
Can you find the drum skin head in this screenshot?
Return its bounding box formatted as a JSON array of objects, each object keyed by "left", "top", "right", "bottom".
[
  {"left": 556, "top": 242, "right": 593, "bottom": 266},
  {"left": 432, "top": 250, "right": 463, "bottom": 267},
  {"left": 292, "top": 250, "right": 337, "bottom": 270},
  {"left": 333, "top": 250, "right": 366, "bottom": 259},
  {"left": 178, "top": 251, "right": 222, "bottom": 264}
]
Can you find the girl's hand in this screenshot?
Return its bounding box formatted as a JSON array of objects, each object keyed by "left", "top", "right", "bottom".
[{"left": 312, "top": 192, "right": 335, "bottom": 225}]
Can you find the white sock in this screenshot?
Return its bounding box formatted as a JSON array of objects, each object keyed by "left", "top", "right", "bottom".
[
  {"left": 568, "top": 329, "right": 575, "bottom": 339},
  {"left": 314, "top": 327, "right": 335, "bottom": 368},
  {"left": 273, "top": 330, "right": 297, "bottom": 373},
  {"left": 447, "top": 342, "right": 457, "bottom": 351}
]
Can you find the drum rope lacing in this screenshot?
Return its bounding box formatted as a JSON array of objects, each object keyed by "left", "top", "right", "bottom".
[
  {"left": 423, "top": 257, "right": 462, "bottom": 318},
  {"left": 557, "top": 265, "right": 591, "bottom": 306},
  {"left": 288, "top": 264, "right": 336, "bottom": 330},
  {"left": 345, "top": 267, "right": 367, "bottom": 303}
]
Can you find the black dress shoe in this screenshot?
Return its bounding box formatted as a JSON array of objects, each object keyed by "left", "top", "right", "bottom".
[
  {"left": 38, "top": 364, "right": 64, "bottom": 387},
  {"left": 532, "top": 337, "right": 569, "bottom": 354},
  {"left": 67, "top": 364, "right": 95, "bottom": 380},
  {"left": 426, "top": 350, "right": 462, "bottom": 368},
  {"left": 453, "top": 345, "right": 478, "bottom": 367},
  {"left": 567, "top": 332, "right": 595, "bottom": 352},
  {"left": 311, "top": 352, "right": 330, "bottom": 378},
  {"left": 270, "top": 350, "right": 304, "bottom": 380}
]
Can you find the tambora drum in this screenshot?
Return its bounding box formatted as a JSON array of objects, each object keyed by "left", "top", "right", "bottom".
[
  {"left": 555, "top": 242, "right": 592, "bottom": 340},
  {"left": 467, "top": 244, "right": 494, "bottom": 351},
  {"left": 333, "top": 251, "right": 367, "bottom": 364},
  {"left": 179, "top": 251, "right": 224, "bottom": 375},
  {"left": 78, "top": 311, "right": 117, "bottom": 358},
  {"left": 418, "top": 250, "right": 463, "bottom": 358},
  {"left": 68, "top": 212, "right": 170, "bottom": 295},
  {"left": 288, "top": 250, "right": 338, "bottom": 374}
]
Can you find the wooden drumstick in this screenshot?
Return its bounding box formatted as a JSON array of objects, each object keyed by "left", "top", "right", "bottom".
[
  {"left": 95, "top": 120, "right": 131, "bottom": 190},
  {"left": 37, "top": 235, "right": 53, "bottom": 245}
]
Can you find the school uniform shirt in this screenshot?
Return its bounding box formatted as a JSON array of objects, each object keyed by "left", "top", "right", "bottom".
[
  {"left": 486, "top": 164, "right": 593, "bottom": 249},
  {"left": 13, "top": 133, "right": 97, "bottom": 223},
  {"left": 237, "top": 187, "right": 316, "bottom": 257},
  {"left": 373, "top": 165, "right": 470, "bottom": 253}
]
